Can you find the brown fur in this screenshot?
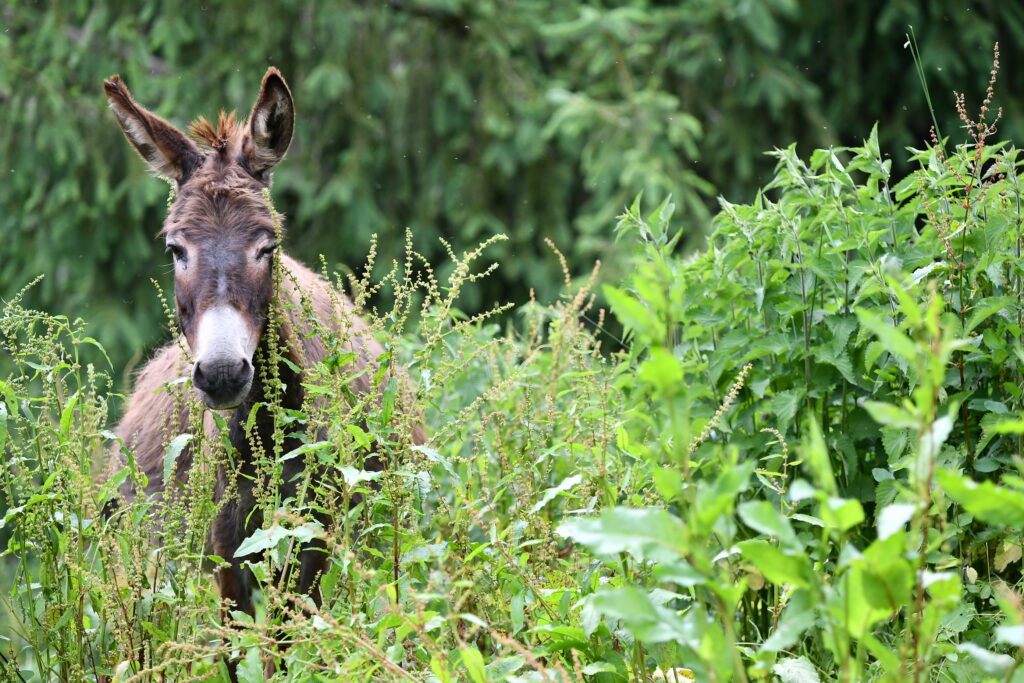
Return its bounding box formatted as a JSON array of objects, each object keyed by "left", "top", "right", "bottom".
[
  {"left": 113, "top": 254, "right": 387, "bottom": 500},
  {"left": 105, "top": 68, "right": 421, "bottom": 680},
  {"left": 189, "top": 110, "right": 239, "bottom": 151}
]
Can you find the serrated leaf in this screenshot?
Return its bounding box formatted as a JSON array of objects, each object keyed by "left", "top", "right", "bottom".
[
  {"left": 966, "top": 296, "right": 1014, "bottom": 333},
  {"left": 771, "top": 390, "right": 803, "bottom": 432},
  {"left": 586, "top": 587, "right": 698, "bottom": 645},
  {"left": 279, "top": 440, "right": 330, "bottom": 463},
  {"left": 881, "top": 428, "right": 910, "bottom": 462}
]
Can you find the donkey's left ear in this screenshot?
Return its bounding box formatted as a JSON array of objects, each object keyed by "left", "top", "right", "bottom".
[{"left": 245, "top": 67, "right": 294, "bottom": 175}]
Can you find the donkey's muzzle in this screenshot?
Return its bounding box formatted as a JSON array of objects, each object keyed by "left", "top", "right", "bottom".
[{"left": 193, "top": 357, "right": 253, "bottom": 409}]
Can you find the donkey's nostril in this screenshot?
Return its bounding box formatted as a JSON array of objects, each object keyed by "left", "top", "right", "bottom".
[{"left": 193, "top": 361, "right": 208, "bottom": 387}]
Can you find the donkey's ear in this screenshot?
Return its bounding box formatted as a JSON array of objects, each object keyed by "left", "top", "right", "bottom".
[
  {"left": 103, "top": 75, "right": 202, "bottom": 182},
  {"left": 245, "top": 67, "right": 294, "bottom": 174}
]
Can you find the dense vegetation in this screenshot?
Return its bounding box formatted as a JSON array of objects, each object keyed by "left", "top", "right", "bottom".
[
  {"left": 5, "top": 1, "right": 1024, "bottom": 372},
  {"left": 8, "top": 3, "right": 1024, "bottom": 682},
  {"left": 6, "top": 45, "right": 1024, "bottom": 677}
]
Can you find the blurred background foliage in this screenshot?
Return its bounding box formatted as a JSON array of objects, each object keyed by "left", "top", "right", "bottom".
[{"left": 2, "top": 0, "right": 1024, "bottom": 378}]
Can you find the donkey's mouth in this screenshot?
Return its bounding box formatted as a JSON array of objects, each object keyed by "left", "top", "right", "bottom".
[
  {"left": 192, "top": 357, "right": 254, "bottom": 410},
  {"left": 196, "top": 380, "right": 253, "bottom": 411}
]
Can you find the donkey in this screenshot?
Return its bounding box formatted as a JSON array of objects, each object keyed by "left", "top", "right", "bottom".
[{"left": 104, "top": 68, "right": 416, "bottom": 671}]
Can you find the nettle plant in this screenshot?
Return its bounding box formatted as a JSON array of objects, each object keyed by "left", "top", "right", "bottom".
[
  {"left": 563, "top": 97, "right": 1024, "bottom": 678},
  {"left": 0, "top": 217, "right": 624, "bottom": 681},
  {"left": 9, "top": 52, "right": 1024, "bottom": 683}
]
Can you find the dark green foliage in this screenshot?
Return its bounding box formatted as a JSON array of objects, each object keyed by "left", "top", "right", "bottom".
[
  {"left": 6, "top": 1, "right": 1024, "bottom": 375},
  {"left": 583, "top": 114, "right": 1024, "bottom": 677},
  {"left": 8, "top": 119, "right": 1024, "bottom": 679},
  {"left": 9, "top": 4, "right": 1024, "bottom": 680}
]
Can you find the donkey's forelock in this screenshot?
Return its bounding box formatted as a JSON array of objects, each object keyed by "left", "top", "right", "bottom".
[
  {"left": 189, "top": 110, "right": 242, "bottom": 152},
  {"left": 159, "top": 159, "right": 280, "bottom": 238}
]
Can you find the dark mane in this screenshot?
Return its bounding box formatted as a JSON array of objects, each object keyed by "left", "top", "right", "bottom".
[{"left": 188, "top": 110, "right": 240, "bottom": 152}]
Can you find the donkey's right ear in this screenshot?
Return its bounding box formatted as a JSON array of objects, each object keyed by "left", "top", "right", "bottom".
[{"left": 103, "top": 75, "right": 202, "bottom": 182}]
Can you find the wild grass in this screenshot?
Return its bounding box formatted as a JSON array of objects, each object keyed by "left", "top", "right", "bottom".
[{"left": 6, "top": 46, "right": 1024, "bottom": 683}]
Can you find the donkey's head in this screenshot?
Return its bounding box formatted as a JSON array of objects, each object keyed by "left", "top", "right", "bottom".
[{"left": 104, "top": 69, "right": 295, "bottom": 409}]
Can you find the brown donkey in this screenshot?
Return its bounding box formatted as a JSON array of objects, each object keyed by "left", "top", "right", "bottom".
[{"left": 104, "top": 69, "right": 415, "bottom": 675}]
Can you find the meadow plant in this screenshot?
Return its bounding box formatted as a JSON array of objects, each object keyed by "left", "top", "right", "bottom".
[{"left": 7, "top": 48, "right": 1024, "bottom": 683}]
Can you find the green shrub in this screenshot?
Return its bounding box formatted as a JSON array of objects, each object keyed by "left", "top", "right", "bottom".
[
  {"left": 8, "top": 55, "right": 1024, "bottom": 683},
  {"left": 7, "top": 2, "right": 1023, "bottom": 376},
  {"left": 573, "top": 112, "right": 1024, "bottom": 679}
]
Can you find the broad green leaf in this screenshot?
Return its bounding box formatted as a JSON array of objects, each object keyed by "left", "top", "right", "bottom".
[
  {"left": 460, "top": 647, "right": 487, "bottom": 683},
  {"left": 937, "top": 469, "right": 1024, "bottom": 527},
  {"left": 842, "top": 564, "right": 894, "bottom": 638},
  {"left": 773, "top": 656, "right": 821, "bottom": 683},
  {"left": 761, "top": 588, "right": 815, "bottom": 653},
  {"left": 485, "top": 656, "right": 526, "bottom": 678},
  {"left": 653, "top": 560, "right": 705, "bottom": 587},
  {"left": 877, "top": 503, "right": 915, "bottom": 540},
  {"left": 989, "top": 416, "right": 1024, "bottom": 434},
  {"left": 959, "top": 643, "right": 1014, "bottom": 676},
  {"left": 856, "top": 307, "right": 918, "bottom": 362},
  {"left": 163, "top": 434, "right": 193, "bottom": 486},
  {"left": 695, "top": 460, "right": 754, "bottom": 527},
  {"left": 279, "top": 440, "right": 330, "bottom": 463},
  {"left": 586, "top": 587, "right": 697, "bottom": 645},
  {"left": 0, "top": 402, "right": 7, "bottom": 456},
  {"left": 236, "top": 648, "right": 264, "bottom": 683},
  {"left": 59, "top": 392, "right": 78, "bottom": 436},
  {"left": 338, "top": 466, "right": 382, "bottom": 487},
  {"left": 737, "top": 540, "right": 812, "bottom": 588},
  {"left": 802, "top": 417, "right": 836, "bottom": 496},
  {"left": 864, "top": 401, "right": 918, "bottom": 429},
  {"left": 996, "top": 625, "right": 1024, "bottom": 647},
  {"left": 820, "top": 497, "right": 864, "bottom": 532},
  {"left": 771, "top": 389, "right": 803, "bottom": 432},
  {"left": 966, "top": 296, "right": 1014, "bottom": 333},
  {"left": 530, "top": 474, "right": 583, "bottom": 513},
  {"left": 603, "top": 285, "right": 665, "bottom": 342},
  {"left": 557, "top": 507, "right": 685, "bottom": 562},
  {"left": 234, "top": 522, "right": 323, "bottom": 558},
  {"left": 738, "top": 500, "right": 800, "bottom": 550},
  {"left": 346, "top": 424, "right": 372, "bottom": 450},
  {"left": 637, "top": 348, "right": 682, "bottom": 393},
  {"left": 861, "top": 533, "right": 913, "bottom": 611}
]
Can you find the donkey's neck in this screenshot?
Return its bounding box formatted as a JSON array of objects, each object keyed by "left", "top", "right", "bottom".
[{"left": 227, "top": 314, "right": 305, "bottom": 458}]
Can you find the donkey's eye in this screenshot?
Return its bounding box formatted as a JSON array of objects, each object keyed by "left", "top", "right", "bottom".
[
  {"left": 165, "top": 243, "right": 186, "bottom": 263},
  {"left": 257, "top": 243, "right": 278, "bottom": 260}
]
